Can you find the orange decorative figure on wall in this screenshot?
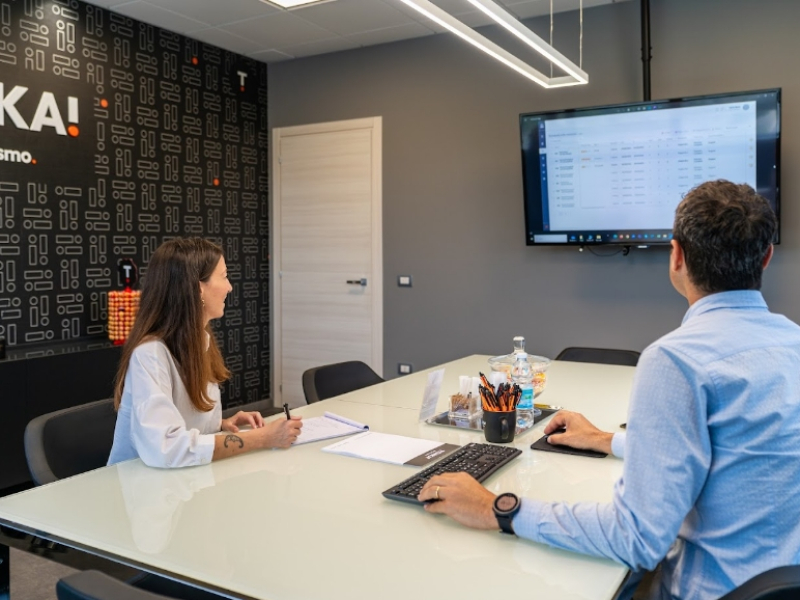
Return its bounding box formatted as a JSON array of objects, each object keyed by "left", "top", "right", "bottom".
[{"left": 108, "top": 258, "right": 141, "bottom": 345}]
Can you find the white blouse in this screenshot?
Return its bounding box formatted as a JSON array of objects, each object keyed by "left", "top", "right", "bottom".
[{"left": 108, "top": 340, "right": 221, "bottom": 468}]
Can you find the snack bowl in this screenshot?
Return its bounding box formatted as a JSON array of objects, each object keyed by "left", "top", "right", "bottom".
[{"left": 487, "top": 353, "right": 551, "bottom": 397}]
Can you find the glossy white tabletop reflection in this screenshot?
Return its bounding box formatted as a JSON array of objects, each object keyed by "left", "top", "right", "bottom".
[{"left": 0, "top": 358, "right": 635, "bottom": 600}]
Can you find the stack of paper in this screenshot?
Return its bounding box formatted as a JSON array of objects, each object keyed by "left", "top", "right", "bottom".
[
  {"left": 322, "top": 431, "right": 458, "bottom": 467},
  {"left": 293, "top": 412, "right": 369, "bottom": 445}
]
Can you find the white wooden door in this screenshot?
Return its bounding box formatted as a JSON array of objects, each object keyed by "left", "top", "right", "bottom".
[{"left": 272, "top": 117, "right": 383, "bottom": 407}]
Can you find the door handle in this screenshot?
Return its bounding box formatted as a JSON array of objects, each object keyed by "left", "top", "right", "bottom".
[{"left": 346, "top": 278, "right": 367, "bottom": 287}]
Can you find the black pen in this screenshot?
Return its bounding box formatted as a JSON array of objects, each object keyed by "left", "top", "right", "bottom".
[{"left": 283, "top": 403, "right": 291, "bottom": 420}]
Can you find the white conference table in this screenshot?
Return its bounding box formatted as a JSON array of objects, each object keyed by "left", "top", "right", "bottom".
[{"left": 0, "top": 355, "right": 635, "bottom": 600}]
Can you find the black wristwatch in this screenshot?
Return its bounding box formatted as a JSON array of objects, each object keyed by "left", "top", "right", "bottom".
[{"left": 493, "top": 492, "right": 521, "bottom": 535}]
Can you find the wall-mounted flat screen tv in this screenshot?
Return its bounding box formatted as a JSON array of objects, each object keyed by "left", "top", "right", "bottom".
[{"left": 520, "top": 89, "right": 781, "bottom": 246}]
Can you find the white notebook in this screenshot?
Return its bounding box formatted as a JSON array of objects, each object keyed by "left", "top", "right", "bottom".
[
  {"left": 322, "top": 431, "right": 458, "bottom": 467},
  {"left": 293, "top": 412, "right": 369, "bottom": 445}
]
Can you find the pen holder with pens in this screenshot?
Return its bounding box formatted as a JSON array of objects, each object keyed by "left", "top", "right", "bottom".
[
  {"left": 479, "top": 372, "right": 520, "bottom": 444},
  {"left": 484, "top": 410, "right": 516, "bottom": 443}
]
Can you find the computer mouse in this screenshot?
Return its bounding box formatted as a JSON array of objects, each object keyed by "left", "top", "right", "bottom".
[{"left": 544, "top": 427, "right": 567, "bottom": 439}]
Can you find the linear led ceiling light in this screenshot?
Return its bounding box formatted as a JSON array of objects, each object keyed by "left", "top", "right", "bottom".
[
  {"left": 396, "top": 0, "right": 587, "bottom": 88},
  {"left": 261, "top": 0, "right": 333, "bottom": 8}
]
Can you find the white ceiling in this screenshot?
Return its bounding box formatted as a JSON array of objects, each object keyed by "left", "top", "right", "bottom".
[{"left": 82, "top": 0, "right": 629, "bottom": 63}]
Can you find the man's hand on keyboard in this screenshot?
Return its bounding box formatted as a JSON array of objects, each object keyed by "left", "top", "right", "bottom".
[{"left": 418, "top": 472, "right": 498, "bottom": 530}]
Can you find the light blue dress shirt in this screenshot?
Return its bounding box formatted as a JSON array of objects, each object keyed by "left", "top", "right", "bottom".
[{"left": 514, "top": 291, "right": 800, "bottom": 600}]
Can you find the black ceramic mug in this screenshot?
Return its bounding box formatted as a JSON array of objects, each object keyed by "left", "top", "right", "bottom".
[{"left": 483, "top": 410, "right": 516, "bottom": 443}]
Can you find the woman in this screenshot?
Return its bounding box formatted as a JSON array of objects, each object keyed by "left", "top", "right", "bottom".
[{"left": 108, "top": 237, "right": 302, "bottom": 468}]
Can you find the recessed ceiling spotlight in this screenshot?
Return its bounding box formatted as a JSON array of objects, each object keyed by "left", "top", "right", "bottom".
[{"left": 260, "top": 0, "right": 335, "bottom": 8}]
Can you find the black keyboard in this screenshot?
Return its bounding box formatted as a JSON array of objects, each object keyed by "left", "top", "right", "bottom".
[{"left": 382, "top": 443, "right": 522, "bottom": 505}]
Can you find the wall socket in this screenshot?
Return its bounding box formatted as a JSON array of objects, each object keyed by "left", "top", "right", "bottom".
[
  {"left": 398, "top": 363, "right": 413, "bottom": 375},
  {"left": 398, "top": 275, "right": 412, "bottom": 287}
]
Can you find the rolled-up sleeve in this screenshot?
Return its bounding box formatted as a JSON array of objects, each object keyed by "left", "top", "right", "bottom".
[{"left": 127, "top": 345, "right": 216, "bottom": 468}]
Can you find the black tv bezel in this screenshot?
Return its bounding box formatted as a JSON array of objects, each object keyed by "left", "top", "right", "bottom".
[{"left": 520, "top": 88, "right": 782, "bottom": 247}]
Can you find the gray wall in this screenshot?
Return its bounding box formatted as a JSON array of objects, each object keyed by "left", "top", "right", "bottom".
[{"left": 269, "top": 0, "right": 800, "bottom": 376}]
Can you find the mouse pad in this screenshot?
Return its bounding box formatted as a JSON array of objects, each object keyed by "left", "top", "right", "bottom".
[{"left": 530, "top": 435, "right": 608, "bottom": 458}]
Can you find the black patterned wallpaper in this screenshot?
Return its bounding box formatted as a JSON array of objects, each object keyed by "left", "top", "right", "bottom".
[{"left": 0, "top": 0, "right": 270, "bottom": 407}]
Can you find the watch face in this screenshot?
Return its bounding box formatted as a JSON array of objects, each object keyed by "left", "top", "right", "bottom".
[{"left": 496, "top": 494, "right": 518, "bottom": 512}]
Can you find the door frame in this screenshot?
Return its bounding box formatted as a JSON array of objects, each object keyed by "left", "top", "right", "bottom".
[{"left": 271, "top": 117, "right": 383, "bottom": 406}]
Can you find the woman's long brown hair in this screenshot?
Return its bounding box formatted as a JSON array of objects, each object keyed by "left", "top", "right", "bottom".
[{"left": 113, "top": 238, "right": 231, "bottom": 412}]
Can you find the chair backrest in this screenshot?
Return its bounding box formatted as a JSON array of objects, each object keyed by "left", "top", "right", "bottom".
[
  {"left": 302, "top": 361, "right": 384, "bottom": 404},
  {"left": 555, "top": 347, "right": 640, "bottom": 367},
  {"left": 58, "top": 571, "right": 169, "bottom": 600},
  {"left": 717, "top": 565, "right": 800, "bottom": 600},
  {"left": 24, "top": 398, "right": 117, "bottom": 486}
]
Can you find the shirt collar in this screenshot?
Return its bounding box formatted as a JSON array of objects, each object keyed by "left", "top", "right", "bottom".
[{"left": 682, "top": 290, "right": 767, "bottom": 326}]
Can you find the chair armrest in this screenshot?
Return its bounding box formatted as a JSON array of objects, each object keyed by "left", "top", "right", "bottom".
[{"left": 23, "top": 411, "right": 58, "bottom": 486}]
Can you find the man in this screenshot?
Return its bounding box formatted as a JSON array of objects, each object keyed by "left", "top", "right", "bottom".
[{"left": 419, "top": 180, "right": 800, "bottom": 600}]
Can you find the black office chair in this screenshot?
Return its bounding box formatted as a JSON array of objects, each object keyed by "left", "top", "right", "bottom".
[
  {"left": 57, "top": 571, "right": 171, "bottom": 600},
  {"left": 555, "top": 347, "right": 640, "bottom": 367},
  {"left": 717, "top": 565, "right": 800, "bottom": 600},
  {"left": 302, "top": 360, "right": 384, "bottom": 404},
  {"left": 24, "top": 398, "right": 118, "bottom": 487},
  {"left": 57, "top": 570, "right": 223, "bottom": 600},
  {"left": 24, "top": 399, "right": 278, "bottom": 486}
]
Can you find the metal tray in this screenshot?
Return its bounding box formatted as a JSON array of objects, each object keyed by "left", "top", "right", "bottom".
[{"left": 426, "top": 408, "right": 557, "bottom": 436}]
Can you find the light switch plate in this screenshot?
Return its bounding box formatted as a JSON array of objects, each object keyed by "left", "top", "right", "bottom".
[{"left": 398, "top": 275, "right": 412, "bottom": 287}]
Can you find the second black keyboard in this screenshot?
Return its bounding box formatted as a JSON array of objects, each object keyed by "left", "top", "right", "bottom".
[{"left": 382, "top": 442, "right": 522, "bottom": 505}]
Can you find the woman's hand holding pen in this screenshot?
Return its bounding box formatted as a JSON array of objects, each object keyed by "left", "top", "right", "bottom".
[
  {"left": 221, "top": 410, "right": 265, "bottom": 433},
  {"left": 261, "top": 416, "right": 303, "bottom": 449},
  {"left": 213, "top": 413, "right": 302, "bottom": 460},
  {"left": 219, "top": 408, "right": 302, "bottom": 450}
]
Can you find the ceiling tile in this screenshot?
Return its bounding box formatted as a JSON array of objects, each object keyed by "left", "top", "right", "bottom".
[
  {"left": 109, "top": 1, "right": 208, "bottom": 34},
  {"left": 427, "top": 0, "right": 469, "bottom": 10},
  {"left": 276, "top": 35, "right": 360, "bottom": 58},
  {"left": 248, "top": 48, "right": 295, "bottom": 63},
  {"left": 347, "top": 23, "right": 435, "bottom": 46},
  {"left": 502, "top": 1, "right": 556, "bottom": 19},
  {"left": 345, "top": 21, "right": 436, "bottom": 47},
  {"left": 188, "top": 27, "right": 265, "bottom": 55},
  {"left": 293, "top": 0, "right": 416, "bottom": 36},
  {"left": 142, "top": 0, "right": 279, "bottom": 28},
  {"left": 448, "top": 10, "right": 494, "bottom": 27},
  {"left": 220, "top": 11, "right": 333, "bottom": 48},
  {"left": 390, "top": 0, "right": 496, "bottom": 32},
  {"left": 506, "top": 0, "right": 633, "bottom": 19},
  {"left": 387, "top": 2, "right": 447, "bottom": 33}
]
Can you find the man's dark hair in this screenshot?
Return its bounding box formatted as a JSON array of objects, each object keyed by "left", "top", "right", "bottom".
[{"left": 673, "top": 180, "right": 776, "bottom": 293}]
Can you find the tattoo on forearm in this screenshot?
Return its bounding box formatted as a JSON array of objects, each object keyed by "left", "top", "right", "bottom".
[{"left": 224, "top": 434, "right": 244, "bottom": 449}]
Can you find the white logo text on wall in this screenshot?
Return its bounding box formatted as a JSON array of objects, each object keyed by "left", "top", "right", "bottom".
[{"left": 0, "top": 82, "right": 80, "bottom": 137}]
